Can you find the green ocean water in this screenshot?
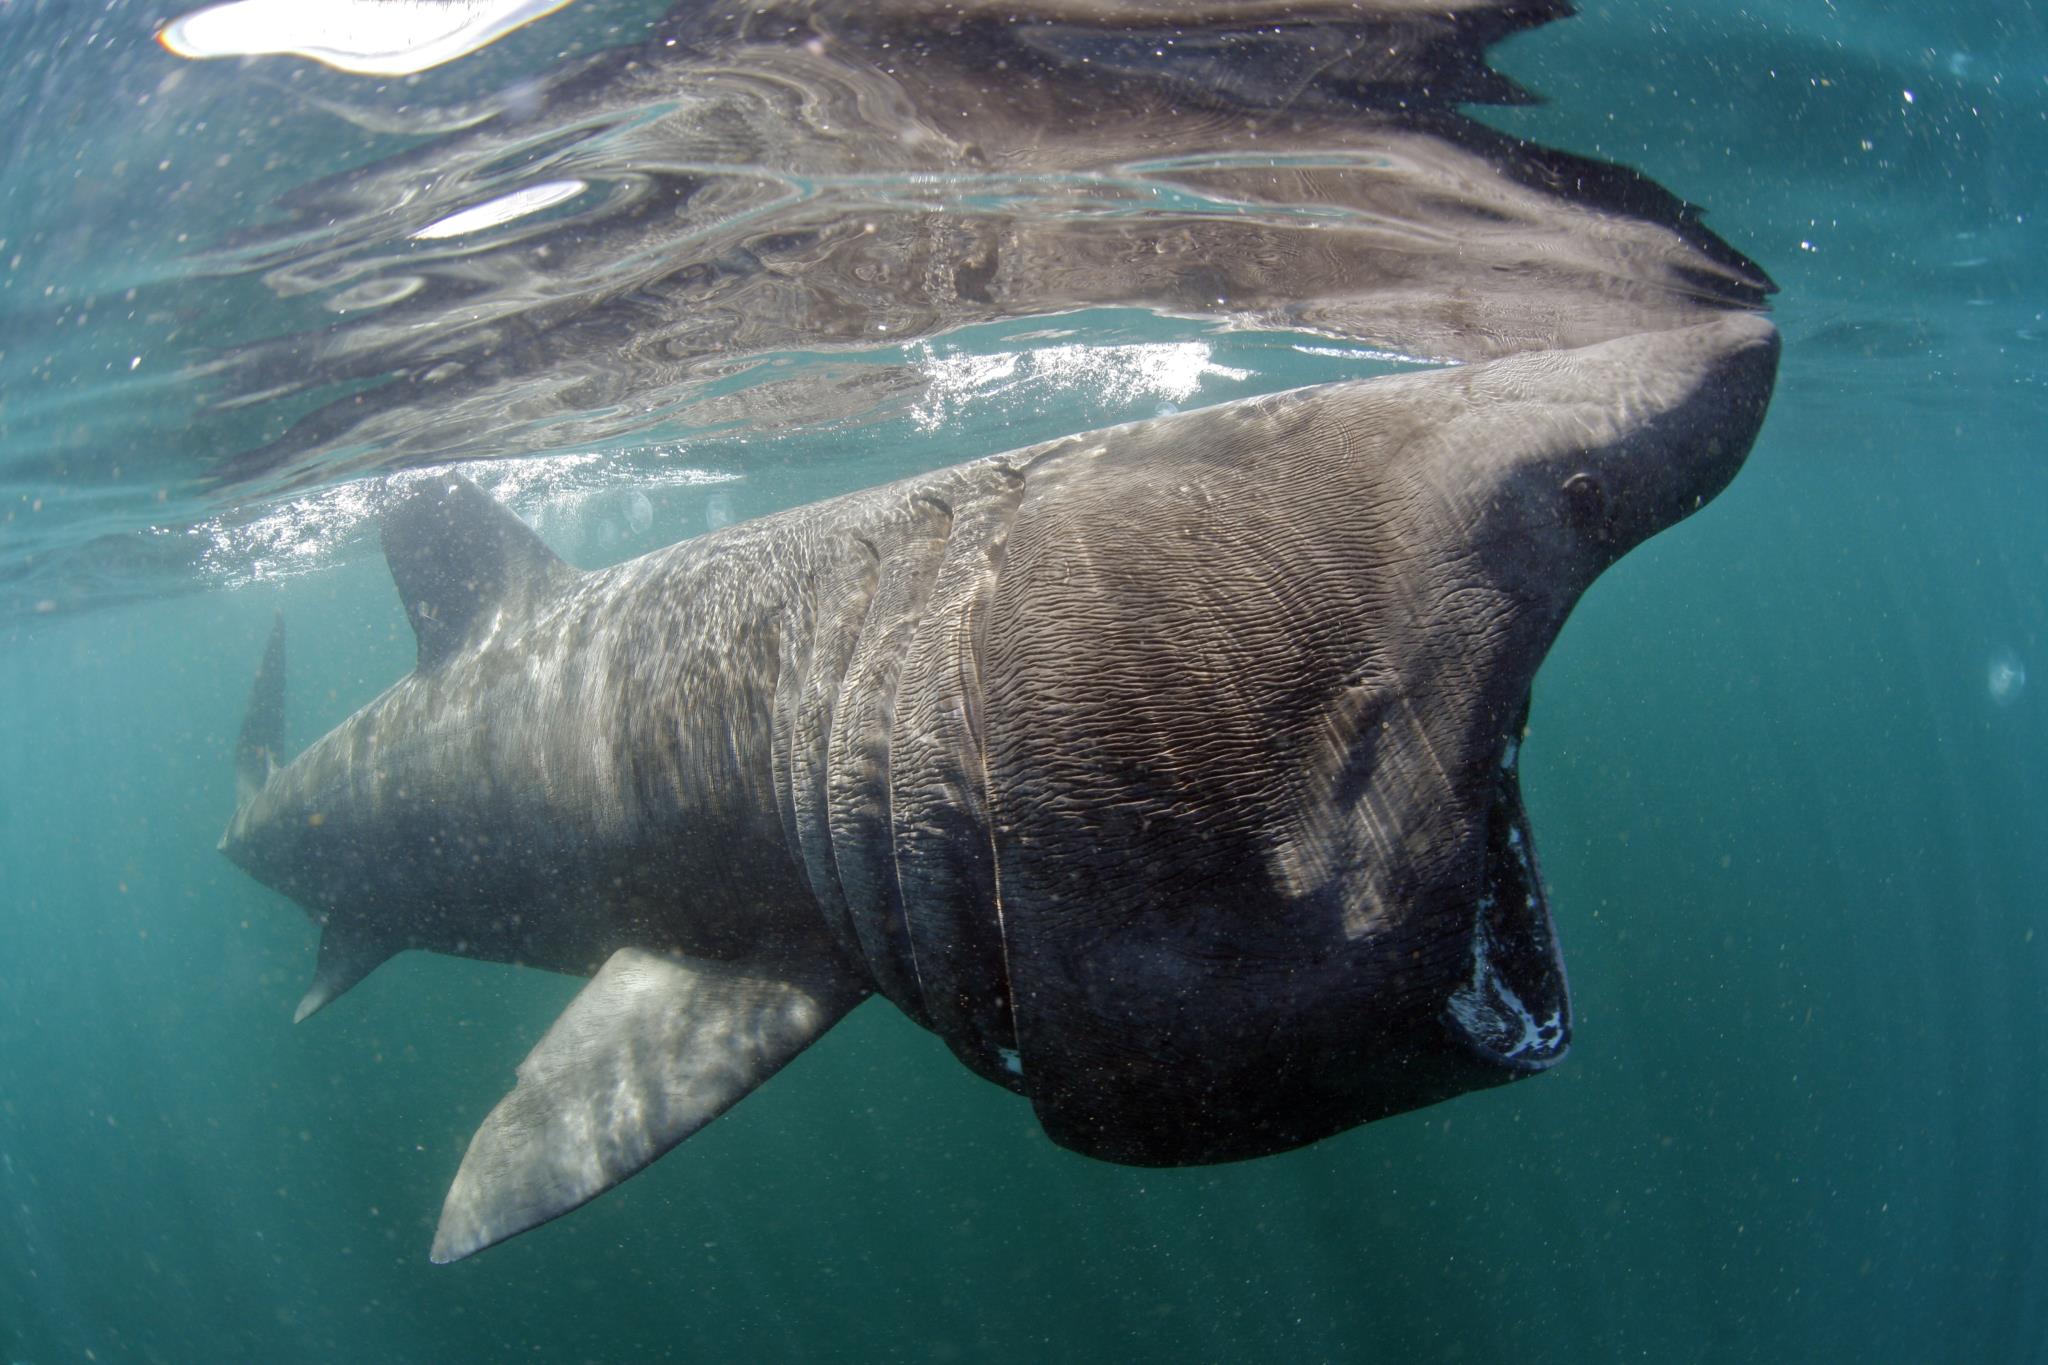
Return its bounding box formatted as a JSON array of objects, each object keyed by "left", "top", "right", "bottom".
[{"left": 3, "top": 1, "right": 2046, "bottom": 1361}]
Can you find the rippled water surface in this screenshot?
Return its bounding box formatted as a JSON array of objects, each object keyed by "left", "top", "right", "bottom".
[{"left": 2, "top": 1, "right": 2044, "bottom": 1360}]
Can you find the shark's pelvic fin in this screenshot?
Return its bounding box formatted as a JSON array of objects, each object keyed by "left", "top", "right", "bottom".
[
  {"left": 381, "top": 473, "right": 579, "bottom": 671},
  {"left": 295, "top": 923, "right": 398, "bottom": 1024},
  {"left": 234, "top": 612, "right": 287, "bottom": 808},
  {"left": 430, "top": 947, "right": 871, "bottom": 1263}
]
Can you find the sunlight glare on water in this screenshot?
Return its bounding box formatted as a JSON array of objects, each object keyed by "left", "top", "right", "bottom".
[{"left": 157, "top": 0, "right": 577, "bottom": 75}]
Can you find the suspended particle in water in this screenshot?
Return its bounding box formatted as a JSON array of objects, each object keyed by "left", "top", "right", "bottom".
[
  {"left": 1987, "top": 649, "right": 2027, "bottom": 706},
  {"left": 625, "top": 490, "right": 653, "bottom": 536},
  {"left": 705, "top": 491, "right": 735, "bottom": 533}
]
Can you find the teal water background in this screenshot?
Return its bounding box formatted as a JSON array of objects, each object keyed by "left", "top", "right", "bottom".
[{"left": 4, "top": 1, "right": 2046, "bottom": 1360}]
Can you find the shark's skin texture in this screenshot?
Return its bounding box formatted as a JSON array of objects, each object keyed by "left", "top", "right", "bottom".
[{"left": 221, "top": 316, "right": 1779, "bottom": 1261}]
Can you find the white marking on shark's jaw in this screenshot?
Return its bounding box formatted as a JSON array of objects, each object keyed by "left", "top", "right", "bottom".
[
  {"left": 1444, "top": 747, "right": 1565, "bottom": 1066},
  {"left": 1445, "top": 920, "right": 1565, "bottom": 1062}
]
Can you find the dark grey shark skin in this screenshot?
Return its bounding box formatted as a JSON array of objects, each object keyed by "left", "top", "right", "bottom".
[{"left": 221, "top": 314, "right": 1779, "bottom": 1261}]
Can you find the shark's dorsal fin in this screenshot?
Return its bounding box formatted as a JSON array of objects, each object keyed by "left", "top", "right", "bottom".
[
  {"left": 430, "top": 947, "right": 870, "bottom": 1263},
  {"left": 295, "top": 922, "right": 399, "bottom": 1024},
  {"left": 382, "top": 473, "right": 578, "bottom": 671},
  {"left": 234, "top": 612, "right": 288, "bottom": 807}
]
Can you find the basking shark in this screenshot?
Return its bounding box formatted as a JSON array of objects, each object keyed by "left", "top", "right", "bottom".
[{"left": 222, "top": 315, "right": 1779, "bottom": 1261}]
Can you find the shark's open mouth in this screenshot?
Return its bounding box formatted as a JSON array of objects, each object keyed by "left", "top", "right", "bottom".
[{"left": 1442, "top": 710, "right": 1573, "bottom": 1070}]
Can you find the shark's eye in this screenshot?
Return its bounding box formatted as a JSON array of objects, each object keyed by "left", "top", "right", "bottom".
[{"left": 1561, "top": 472, "right": 1608, "bottom": 530}]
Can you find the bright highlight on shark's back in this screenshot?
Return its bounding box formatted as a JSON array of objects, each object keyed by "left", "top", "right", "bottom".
[{"left": 221, "top": 317, "right": 1779, "bottom": 1262}]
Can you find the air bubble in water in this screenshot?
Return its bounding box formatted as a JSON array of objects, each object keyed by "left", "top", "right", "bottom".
[{"left": 1987, "top": 650, "right": 2026, "bottom": 706}]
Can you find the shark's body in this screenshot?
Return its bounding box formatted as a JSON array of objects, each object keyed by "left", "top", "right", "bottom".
[{"left": 223, "top": 316, "right": 1779, "bottom": 1261}]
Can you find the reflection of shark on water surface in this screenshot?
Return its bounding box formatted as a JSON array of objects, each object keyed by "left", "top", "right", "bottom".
[
  {"left": 223, "top": 316, "right": 1779, "bottom": 1261},
  {"left": 179, "top": 0, "right": 1772, "bottom": 481}
]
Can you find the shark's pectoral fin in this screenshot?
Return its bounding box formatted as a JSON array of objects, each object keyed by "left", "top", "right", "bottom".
[
  {"left": 429, "top": 946, "right": 871, "bottom": 1264},
  {"left": 295, "top": 923, "right": 398, "bottom": 1024}
]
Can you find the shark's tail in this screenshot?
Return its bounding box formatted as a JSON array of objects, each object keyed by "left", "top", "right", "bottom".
[
  {"left": 233, "top": 612, "right": 287, "bottom": 809},
  {"left": 225, "top": 611, "right": 374, "bottom": 1025}
]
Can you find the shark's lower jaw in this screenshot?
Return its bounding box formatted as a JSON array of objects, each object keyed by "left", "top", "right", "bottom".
[{"left": 1442, "top": 717, "right": 1573, "bottom": 1072}]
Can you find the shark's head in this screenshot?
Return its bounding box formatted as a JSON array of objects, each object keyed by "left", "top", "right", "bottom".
[
  {"left": 1376, "top": 309, "right": 1779, "bottom": 1107},
  {"left": 1433, "top": 312, "right": 1780, "bottom": 624},
  {"left": 963, "top": 314, "right": 1781, "bottom": 1165}
]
